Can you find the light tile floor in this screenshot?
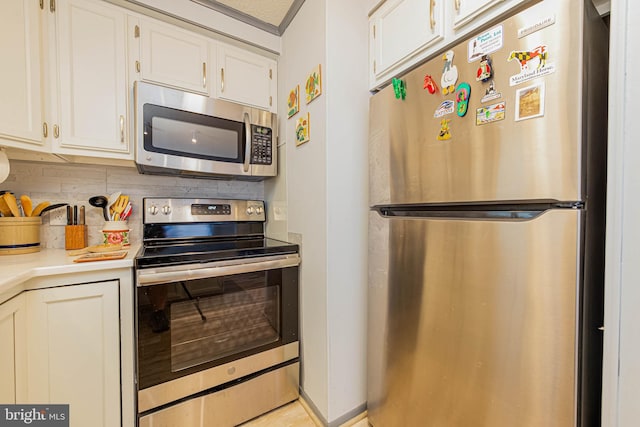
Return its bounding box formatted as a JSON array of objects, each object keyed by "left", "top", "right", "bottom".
[{"left": 240, "top": 401, "right": 369, "bottom": 427}]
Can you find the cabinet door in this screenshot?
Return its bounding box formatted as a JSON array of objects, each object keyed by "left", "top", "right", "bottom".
[
  {"left": 55, "top": 0, "right": 130, "bottom": 157},
  {"left": 0, "top": 0, "right": 44, "bottom": 148},
  {"left": 0, "top": 294, "right": 27, "bottom": 404},
  {"left": 139, "top": 19, "right": 209, "bottom": 95},
  {"left": 370, "top": 0, "right": 444, "bottom": 87},
  {"left": 216, "top": 43, "right": 277, "bottom": 112},
  {"left": 27, "top": 281, "right": 120, "bottom": 427},
  {"left": 452, "top": 0, "right": 506, "bottom": 29}
]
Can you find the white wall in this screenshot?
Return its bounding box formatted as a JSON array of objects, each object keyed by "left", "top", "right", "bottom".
[
  {"left": 325, "top": 0, "right": 369, "bottom": 422},
  {"left": 279, "top": 0, "right": 330, "bottom": 417},
  {"left": 603, "top": 0, "right": 640, "bottom": 426},
  {"left": 278, "top": 0, "right": 369, "bottom": 423}
]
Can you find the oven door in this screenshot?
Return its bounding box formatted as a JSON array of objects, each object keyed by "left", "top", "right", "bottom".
[{"left": 135, "top": 253, "right": 299, "bottom": 413}]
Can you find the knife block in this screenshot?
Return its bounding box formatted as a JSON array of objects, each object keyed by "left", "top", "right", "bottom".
[{"left": 65, "top": 225, "right": 87, "bottom": 250}]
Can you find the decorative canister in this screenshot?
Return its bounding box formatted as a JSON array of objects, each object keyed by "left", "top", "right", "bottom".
[
  {"left": 102, "top": 220, "right": 130, "bottom": 247},
  {"left": 0, "top": 216, "right": 41, "bottom": 255}
]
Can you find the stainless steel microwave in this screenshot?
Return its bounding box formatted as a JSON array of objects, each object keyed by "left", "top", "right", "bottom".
[{"left": 134, "top": 81, "right": 277, "bottom": 180}]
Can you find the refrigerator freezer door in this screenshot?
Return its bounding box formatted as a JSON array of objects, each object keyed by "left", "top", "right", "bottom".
[
  {"left": 368, "top": 0, "right": 608, "bottom": 206},
  {"left": 368, "top": 208, "right": 580, "bottom": 427}
]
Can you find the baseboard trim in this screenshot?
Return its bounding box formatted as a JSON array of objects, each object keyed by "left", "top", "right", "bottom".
[{"left": 298, "top": 392, "right": 367, "bottom": 427}]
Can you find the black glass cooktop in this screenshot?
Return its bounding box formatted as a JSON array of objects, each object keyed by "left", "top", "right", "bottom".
[{"left": 135, "top": 237, "right": 298, "bottom": 268}]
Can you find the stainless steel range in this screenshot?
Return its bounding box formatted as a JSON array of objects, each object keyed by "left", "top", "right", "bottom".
[{"left": 134, "top": 198, "right": 300, "bottom": 427}]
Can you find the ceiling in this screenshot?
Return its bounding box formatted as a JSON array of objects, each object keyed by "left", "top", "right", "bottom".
[{"left": 190, "top": 0, "right": 306, "bottom": 35}]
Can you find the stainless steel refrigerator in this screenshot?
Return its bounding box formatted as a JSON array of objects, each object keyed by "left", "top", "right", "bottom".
[{"left": 367, "top": 1, "right": 608, "bottom": 426}]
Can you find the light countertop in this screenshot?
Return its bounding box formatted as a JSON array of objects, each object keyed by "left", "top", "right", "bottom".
[{"left": 0, "top": 245, "right": 138, "bottom": 304}]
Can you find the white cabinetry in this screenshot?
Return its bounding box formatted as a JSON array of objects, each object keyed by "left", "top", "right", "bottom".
[
  {"left": 370, "top": 0, "right": 444, "bottom": 86},
  {"left": 135, "top": 18, "right": 210, "bottom": 95},
  {"left": 26, "top": 280, "right": 121, "bottom": 427},
  {"left": 0, "top": 294, "right": 27, "bottom": 404},
  {"left": 369, "top": 0, "right": 535, "bottom": 89},
  {"left": 53, "top": 0, "right": 130, "bottom": 158},
  {"left": 453, "top": 0, "right": 506, "bottom": 29},
  {"left": 0, "top": 0, "right": 46, "bottom": 149},
  {"left": 216, "top": 43, "right": 277, "bottom": 112}
]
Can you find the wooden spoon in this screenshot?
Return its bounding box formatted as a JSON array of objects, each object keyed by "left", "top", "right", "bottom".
[
  {"left": 20, "top": 195, "right": 33, "bottom": 217},
  {"left": 31, "top": 201, "right": 51, "bottom": 216},
  {"left": 2, "top": 193, "right": 20, "bottom": 217}
]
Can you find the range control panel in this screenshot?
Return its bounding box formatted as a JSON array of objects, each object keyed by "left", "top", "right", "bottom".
[
  {"left": 143, "top": 198, "right": 265, "bottom": 224},
  {"left": 251, "top": 125, "right": 273, "bottom": 165}
]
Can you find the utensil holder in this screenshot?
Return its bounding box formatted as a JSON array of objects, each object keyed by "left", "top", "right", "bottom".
[
  {"left": 102, "top": 221, "right": 130, "bottom": 247},
  {"left": 65, "top": 225, "right": 87, "bottom": 250},
  {"left": 0, "top": 217, "right": 41, "bottom": 255}
]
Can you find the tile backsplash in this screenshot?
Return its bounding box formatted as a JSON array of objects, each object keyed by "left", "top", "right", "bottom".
[{"left": 3, "top": 160, "right": 264, "bottom": 249}]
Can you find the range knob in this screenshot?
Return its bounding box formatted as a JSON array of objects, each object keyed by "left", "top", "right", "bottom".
[
  {"left": 161, "top": 205, "right": 172, "bottom": 215},
  {"left": 256, "top": 206, "right": 264, "bottom": 215},
  {"left": 246, "top": 206, "right": 255, "bottom": 215},
  {"left": 147, "top": 205, "right": 158, "bottom": 215}
]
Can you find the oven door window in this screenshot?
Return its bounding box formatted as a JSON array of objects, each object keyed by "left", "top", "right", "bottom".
[
  {"left": 137, "top": 267, "right": 297, "bottom": 390},
  {"left": 143, "top": 104, "right": 244, "bottom": 163}
]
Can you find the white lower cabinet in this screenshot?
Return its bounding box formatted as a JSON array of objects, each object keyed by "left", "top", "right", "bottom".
[
  {"left": 26, "top": 281, "right": 121, "bottom": 427},
  {"left": 0, "top": 293, "right": 27, "bottom": 404}
]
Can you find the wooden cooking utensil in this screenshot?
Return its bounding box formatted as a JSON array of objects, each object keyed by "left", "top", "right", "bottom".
[
  {"left": 20, "top": 195, "right": 33, "bottom": 217},
  {"left": 31, "top": 201, "right": 51, "bottom": 216},
  {"left": 0, "top": 196, "right": 11, "bottom": 216},
  {"left": 112, "top": 195, "right": 129, "bottom": 221},
  {"left": 2, "top": 193, "right": 20, "bottom": 217}
]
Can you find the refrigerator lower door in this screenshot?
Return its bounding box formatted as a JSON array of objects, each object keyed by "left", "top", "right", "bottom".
[{"left": 368, "top": 209, "right": 581, "bottom": 427}]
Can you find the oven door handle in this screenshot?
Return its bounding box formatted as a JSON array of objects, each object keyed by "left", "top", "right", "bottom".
[
  {"left": 137, "top": 254, "right": 300, "bottom": 286},
  {"left": 243, "top": 112, "right": 251, "bottom": 173}
]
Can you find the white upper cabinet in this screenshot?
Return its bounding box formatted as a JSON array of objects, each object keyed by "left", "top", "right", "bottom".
[
  {"left": 136, "top": 18, "right": 210, "bottom": 95},
  {"left": 452, "top": 0, "right": 506, "bottom": 29},
  {"left": 370, "top": 0, "right": 444, "bottom": 86},
  {"left": 0, "top": 0, "right": 45, "bottom": 148},
  {"left": 54, "top": 0, "right": 130, "bottom": 158},
  {"left": 216, "top": 43, "right": 277, "bottom": 112},
  {"left": 369, "top": 0, "right": 535, "bottom": 90}
]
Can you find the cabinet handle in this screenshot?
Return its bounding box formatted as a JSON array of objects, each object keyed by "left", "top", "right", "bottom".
[
  {"left": 134, "top": 25, "right": 140, "bottom": 38},
  {"left": 53, "top": 124, "right": 59, "bottom": 139},
  {"left": 135, "top": 60, "right": 141, "bottom": 73},
  {"left": 120, "top": 116, "right": 125, "bottom": 143},
  {"left": 39, "top": 0, "right": 44, "bottom": 10},
  {"left": 49, "top": 0, "right": 55, "bottom": 13},
  {"left": 269, "top": 96, "right": 272, "bottom": 107},
  {"left": 42, "top": 122, "right": 48, "bottom": 138},
  {"left": 221, "top": 68, "right": 225, "bottom": 92},
  {"left": 203, "top": 62, "right": 207, "bottom": 88},
  {"left": 430, "top": 0, "right": 436, "bottom": 30},
  {"left": 455, "top": 0, "right": 460, "bottom": 11}
]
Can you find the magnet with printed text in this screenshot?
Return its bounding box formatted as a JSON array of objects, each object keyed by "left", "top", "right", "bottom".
[
  {"left": 507, "top": 44, "right": 556, "bottom": 86},
  {"left": 481, "top": 80, "right": 502, "bottom": 103},
  {"left": 455, "top": 83, "right": 471, "bottom": 117},
  {"left": 441, "top": 50, "right": 458, "bottom": 95},
  {"left": 434, "top": 100, "right": 455, "bottom": 118},
  {"left": 476, "top": 101, "right": 506, "bottom": 126},
  {"left": 437, "top": 119, "right": 451, "bottom": 141},
  {"left": 423, "top": 74, "right": 438, "bottom": 94},
  {"left": 476, "top": 55, "right": 492, "bottom": 82}
]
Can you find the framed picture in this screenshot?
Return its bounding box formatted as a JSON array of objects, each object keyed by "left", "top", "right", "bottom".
[
  {"left": 515, "top": 82, "right": 545, "bottom": 121},
  {"left": 287, "top": 85, "right": 300, "bottom": 118},
  {"left": 295, "top": 113, "right": 310, "bottom": 146},
  {"left": 305, "top": 65, "right": 322, "bottom": 104}
]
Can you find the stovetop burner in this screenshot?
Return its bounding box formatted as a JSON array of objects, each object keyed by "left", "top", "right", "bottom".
[{"left": 136, "top": 198, "right": 298, "bottom": 269}]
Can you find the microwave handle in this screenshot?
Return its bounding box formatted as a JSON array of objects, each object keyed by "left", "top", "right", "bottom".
[{"left": 243, "top": 112, "right": 251, "bottom": 173}]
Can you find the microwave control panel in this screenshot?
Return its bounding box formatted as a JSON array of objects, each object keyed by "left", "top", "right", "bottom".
[{"left": 251, "top": 125, "right": 272, "bottom": 165}]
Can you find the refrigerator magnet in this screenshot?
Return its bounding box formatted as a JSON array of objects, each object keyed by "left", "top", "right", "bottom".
[
  {"left": 476, "top": 101, "right": 506, "bottom": 126},
  {"left": 476, "top": 55, "right": 493, "bottom": 82},
  {"left": 467, "top": 25, "right": 503, "bottom": 62},
  {"left": 515, "top": 82, "right": 545, "bottom": 121},
  {"left": 441, "top": 50, "right": 458, "bottom": 95},
  {"left": 507, "top": 45, "right": 556, "bottom": 86},
  {"left": 437, "top": 119, "right": 452, "bottom": 141},
  {"left": 434, "top": 100, "right": 455, "bottom": 118},
  {"left": 423, "top": 74, "right": 438, "bottom": 94},
  {"left": 481, "top": 80, "right": 502, "bottom": 103},
  {"left": 392, "top": 78, "right": 406, "bottom": 100},
  {"left": 455, "top": 83, "right": 471, "bottom": 117},
  {"left": 295, "top": 113, "right": 310, "bottom": 145}
]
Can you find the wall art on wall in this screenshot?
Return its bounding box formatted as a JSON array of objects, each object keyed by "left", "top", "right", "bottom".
[
  {"left": 287, "top": 85, "right": 300, "bottom": 118},
  {"left": 305, "top": 65, "right": 322, "bottom": 104},
  {"left": 295, "top": 113, "right": 310, "bottom": 146}
]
